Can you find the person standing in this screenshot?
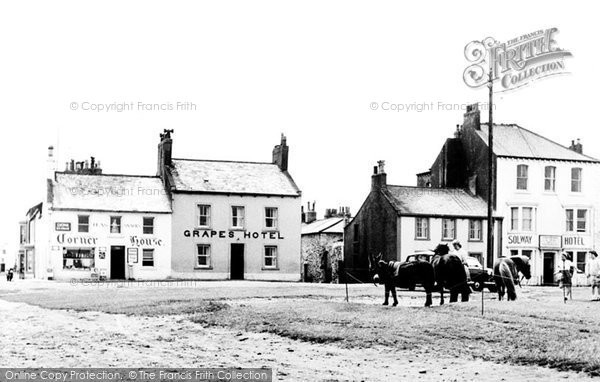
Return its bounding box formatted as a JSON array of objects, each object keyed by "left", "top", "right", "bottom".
[
  {"left": 586, "top": 250, "right": 600, "bottom": 301},
  {"left": 451, "top": 239, "right": 470, "bottom": 282},
  {"left": 558, "top": 252, "right": 574, "bottom": 302}
]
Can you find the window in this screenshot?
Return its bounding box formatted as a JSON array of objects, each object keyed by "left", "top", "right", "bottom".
[
  {"left": 571, "top": 168, "right": 582, "bottom": 192},
  {"left": 442, "top": 219, "right": 456, "bottom": 240},
  {"left": 517, "top": 164, "right": 528, "bottom": 190},
  {"left": 197, "top": 205, "right": 211, "bottom": 227},
  {"left": 110, "top": 216, "right": 121, "bottom": 234},
  {"left": 469, "top": 219, "right": 482, "bottom": 241},
  {"left": 522, "top": 250, "right": 532, "bottom": 259},
  {"left": 142, "top": 249, "right": 154, "bottom": 267},
  {"left": 522, "top": 208, "right": 533, "bottom": 231},
  {"left": 63, "top": 248, "right": 95, "bottom": 270},
  {"left": 577, "top": 209, "right": 587, "bottom": 233},
  {"left": 566, "top": 209, "right": 587, "bottom": 232},
  {"left": 143, "top": 217, "right": 154, "bottom": 234},
  {"left": 19, "top": 223, "right": 27, "bottom": 244},
  {"left": 544, "top": 166, "right": 556, "bottom": 191},
  {"left": 576, "top": 251, "right": 587, "bottom": 273},
  {"left": 231, "top": 206, "right": 245, "bottom": 228},
  {"left": 353, "top": 224, "right": 360, "bottom": 254},
  {"left": 78, "top": 215, "right": 89, "bottom": 233},
  {"left": 510, "top": 250, "right": 519, "bottom": 257},
  {"left": 469, "top": 253, "right": 483, "bottom": 265},
  {"left": 511, "top": 208, "right": 519, "bottom": 231},
  {"left": 264, "top": 246, "right": 278, "bottom": 268},
  {"left": 415, "top": 218, "right": 430, "bottom": 239},
  {"left": 265, "top": 207, "right": 278, "bottom": 229},
  {"left": 196, "top": 244, "right": 211, "bottom": 268}
]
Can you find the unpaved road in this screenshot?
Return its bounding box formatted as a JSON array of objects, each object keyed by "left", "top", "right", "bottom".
[{"left": 0, "top": 299, "right": 595, "bottom": 381}]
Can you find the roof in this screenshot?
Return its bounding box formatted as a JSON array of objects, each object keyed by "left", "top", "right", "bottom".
[
  {"left": 302, "top": 217, "right": 345, "bottom": 235},
  {"left": 168, "top": 159, "right": 301, "bottom": 196},
  {"left": 476, "top": 123, "right": 599, "bottom": 162},
  {"left": 382, "top": 186, "right": 489, "bottom": 218},
  {"left": 52, "top": 173, "right": 171, "bottom": 213}
]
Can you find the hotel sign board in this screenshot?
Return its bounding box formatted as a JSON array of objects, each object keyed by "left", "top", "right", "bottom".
[
  {"left": 55, "top": 222, "right": 71, "bottom": 231},
  {"left": 539, "top": 235, "right": 561, "bottom": 249}
]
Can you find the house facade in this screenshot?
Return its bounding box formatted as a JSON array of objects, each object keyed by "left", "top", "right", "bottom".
[
  {"left": 344, "top": 161, "right": 494, "bottom": 281},
  {"left": 159, "top": 132, "right": 302, "bottom": 281},
  {"left": 424, "top": 104, "right": 600, "bottom": 285}
]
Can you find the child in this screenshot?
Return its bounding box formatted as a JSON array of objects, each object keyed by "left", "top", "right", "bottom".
[{"left": 558, "top": 252, "right": 574, "bottom": 302}]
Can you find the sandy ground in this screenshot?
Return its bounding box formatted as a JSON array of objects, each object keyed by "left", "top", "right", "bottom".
[{"left": 0, "top": 297, "right": 596, "bottom": 382}]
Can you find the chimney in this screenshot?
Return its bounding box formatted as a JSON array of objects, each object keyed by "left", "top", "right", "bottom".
[
  {"left": 272, "top": 133, "right": 289, "bottom": 171},
  {"left": 463, "top": 103, "right": 481, "bottom": 131},
  {"left": 569, "top": 138, "right": 583, "bottom": 154},
  {"left": 301, "top": 206, "right": 306, "bottom": 223},
  {"left": 454, "top": 124, "right": 462, "bottom": 138},
  {"left": 157, "top": 129, "right": 174, "bottom": 179},
  {"left": 47, "top": 146, "right": 56, "bottom": 180},
  {"left": 305, "top": 201, "right": 317, "bottom": 224},
  {"left": 371, "top": 160, "right": 387, "bottom": 190}
]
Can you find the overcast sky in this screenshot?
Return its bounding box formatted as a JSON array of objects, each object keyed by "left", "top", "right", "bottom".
[{"left": 1, "top": 1, "right": 598, "bottom": 256}]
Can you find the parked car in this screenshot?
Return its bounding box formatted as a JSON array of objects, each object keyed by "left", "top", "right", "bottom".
[{"left": 405, "top": 252, "right": 496, "bottom": 292}]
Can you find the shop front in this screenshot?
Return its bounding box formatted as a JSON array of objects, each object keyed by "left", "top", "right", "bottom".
[
  {"left": 506, "top": 232, "right": 539, "bottom": 283},
  {"left": 563, "top": 234, "right": 592, "bottom": 286},
  {"left": 539, "top": 235, "right": 562, "bottom": 286}
]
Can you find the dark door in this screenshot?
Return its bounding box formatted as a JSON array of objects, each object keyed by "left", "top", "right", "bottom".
[
  {"left": 230, "top": 244, "right": 244, "bottom": 280},
  {"left": 543, "top": 252, "right": 555, "bottom": 286},
  {"left": 110, "top": 246, "right": 125, "bottom": 279}
]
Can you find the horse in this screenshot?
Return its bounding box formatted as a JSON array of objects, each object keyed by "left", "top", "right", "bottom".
[
  {"left": 431, "top": 243, "right": 470, "bottom": 304},
  {"left": 368, "top": 253, "right": 434, "bottom": 307},
  {"left": 493, "top": 256, "right": 531, "bottom": 301}
]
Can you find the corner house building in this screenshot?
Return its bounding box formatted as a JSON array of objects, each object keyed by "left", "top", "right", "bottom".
[
  {"left": 344, "top": 161, "right": 496, "bottom": 281},
  {"left": 44, "top": 155, "right": 172, "bottom": 280},
  {"left": 157, "top": 132, "right": 302, "bottom": 281}
]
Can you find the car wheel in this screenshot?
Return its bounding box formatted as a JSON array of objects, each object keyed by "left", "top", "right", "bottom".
[{"left": 472, "top": 281, "right": 483, "bottom": 292}]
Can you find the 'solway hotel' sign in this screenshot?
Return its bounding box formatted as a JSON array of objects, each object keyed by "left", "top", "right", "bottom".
[{"left": 463, "top": 28, "right": 572, "bottom": 91}]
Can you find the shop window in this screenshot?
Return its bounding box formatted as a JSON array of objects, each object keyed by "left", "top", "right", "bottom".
[
  {"left": 544, "top": 166, "right": 556, "bottom": 191},
  {"left": 110, "top": 216, "right": 121, "bottom": 234},
  {"left": 78, "top": 215, "right": 89, "bottom": 233},
  {"left": 143, "top": 217, "right": 154, "bottom": 235},
  {"left": 571, "top": 168, "right": 582, "bottom": 192},
  {"left": 264, "top": 246, "right": 278, "bottom": 268},
  {"left": 196, "top": 244, "right": 211, "bottom": 268},
  {"left": 142, "top": 249, "right": 154, "bottom": 267},
  {"left": 441, "top": 218, "right": 456, "bottom": 240},
  {"left": 63, "top": 248, "right": 95, "bottom": 270},
  {"left": 231, "top": 206, "right": 245, "bottom": 229},
  {"left": 416, "top": 218, "right": 430, "bottom": 240},
  {"left": 517, "top": 164, "right": 529, "bottom": 190},
  {"left": 469, "top": 219, "right": 482, "bottom": 241},
  {"left": 265, "top": 207, "right": 278, "bottom": 229},
  {"left": 197, "top": 205, "right": 211, "bottom": 228},
  {"left": 576, "top": 251, "right": 586, "bottom": 273}
]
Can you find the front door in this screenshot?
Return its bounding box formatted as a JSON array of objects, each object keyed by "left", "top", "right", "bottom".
[
  {"left": 110, "top": 246, "right": 125, "bottom": 279},
  {"left": 543, "top": 252, "right": 556, "bottom": 286},
  {"left": 230, "top": 244, "right": 244, "bottom": 280}
]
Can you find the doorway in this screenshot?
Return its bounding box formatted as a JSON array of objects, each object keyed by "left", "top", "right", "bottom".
[
  {"left": 543, "top": 252, "right": 556, "bottom": 286},
  {"left": 110, "top": 246, "right": 125, "bottom": 279},
  {"left": 230, "top": 244, "right": 244, "bottom": 280}
]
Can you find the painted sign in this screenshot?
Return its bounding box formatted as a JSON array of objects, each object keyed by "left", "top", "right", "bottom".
[
  {"left": 55, "top": 222, "right": 71, "bottom": 231},
  {"left": 129, "top": 236, "right": 163, "bottom": 247},
  {"left": 127, "top": 248, "right": 139, "bottom": 264},
  {"left": 183, "top": 229, "right": 285, "bottom": 240},
  {"left": 56, "top": 233, "right": 98, "bottom": 245},
  {"left": 507, "top": 234, "right": 535, "bottom": 246},
  {"left": 539, "top": 235, "right": 561, "bottom": 249},
  {"left": 563, "top": 235, "right": 589, "bottom": 248}
]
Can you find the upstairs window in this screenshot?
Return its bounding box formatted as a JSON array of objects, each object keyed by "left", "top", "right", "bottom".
[
  {"left": 415, "top": 218, "right": 429, "bottom": 240},
  {"left": 265, "top": 207, "right": 278, "bottom": 229},
  {"left": 516, "top": 164, "right": 528, "bottom": 190},
  {"left": 566, "top": 208, "right": 588, "bottom": 233},
  {"left": 469, "top": 219, "right": 482, "bottom": 241},
  {"left": 571, "top": 168, "right": 582, "bottom": 192},
  {"left": 544, "top": 166, "right": 556, "bottom": 192},
  {"left": 441, "top": 218, "right": 456, "bottom": 240},
  {"left": 197, "top": 205, "right": 211, "bottom": 228},
  {"left": 78, "top": 215, "right": 89, "bottom": 233},
  {"left": 510, "top": 208, "right": 519, "bottom": 231},
  {"left": 110, "top": 216, "right": 121, "bottom": 234},
  {"left": 522, "top": 207, "right": 533, "bottom": 231},
  {"left": 143, "top": 217, "right": 154, "bottom": 234},
  {"left": 231, "top": 206, "right": 245, "bottom": 229}
]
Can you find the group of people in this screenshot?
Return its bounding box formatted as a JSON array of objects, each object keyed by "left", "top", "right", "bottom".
[{"left": 556, "top": 250, "right": 600, "bottom": 302}]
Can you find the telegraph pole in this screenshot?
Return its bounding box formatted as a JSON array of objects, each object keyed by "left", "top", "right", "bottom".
[{"left": 483, "top": 66, "right": 494, "bottom": 316}]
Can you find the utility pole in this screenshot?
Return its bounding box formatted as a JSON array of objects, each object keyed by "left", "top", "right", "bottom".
[{"left": 486, "top": 67, "right": 494, "bottom": 270}]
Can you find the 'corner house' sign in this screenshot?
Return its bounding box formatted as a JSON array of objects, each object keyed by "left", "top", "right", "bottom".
[
  {"left": 184, "top": 229, "right": 285, "bottom": 240},
  {"left": 56, "top": 233, "right": 98, "bottom": 245}
]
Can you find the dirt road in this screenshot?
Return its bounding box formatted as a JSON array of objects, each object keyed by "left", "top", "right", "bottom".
[{"left": 0, "top": 299, "right": 595, "bottom": 382}]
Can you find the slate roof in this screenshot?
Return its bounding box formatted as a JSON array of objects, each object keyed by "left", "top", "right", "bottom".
[
  {"left": 476, "top": 123, "right": 599, "bottom": 162},
  {"left": 302, "top": 218, "right": 345, "bottom": 235},
  {"left": 52, "top": 173, "right": 171, "bottom": 213},
  {"left": 382, "top": 186, "right": 489, "bottom": 218},
  {"left": 168, "top": 159, "right": 301, "bottom": 196}
]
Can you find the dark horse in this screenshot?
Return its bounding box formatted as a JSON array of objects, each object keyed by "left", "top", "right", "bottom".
[
  {"left": 368, "top": 253, "right": 434, "bottom": 307},
  {"left": 431, "top": 243, "right": 470, "bottom": 304},
  {"left": 493, "top": 256, "right": 531, "bottom": 301}
]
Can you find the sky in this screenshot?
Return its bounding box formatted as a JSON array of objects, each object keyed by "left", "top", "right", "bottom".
[{"left": 0, "top": 1, "right": 598, "bottom": 260}]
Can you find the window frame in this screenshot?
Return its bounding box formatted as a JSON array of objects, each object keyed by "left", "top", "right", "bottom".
[
  {"left": 195, "top": 244, "right": 212, "bottom": 269},
  {"left": 197, "top": 204, "right": 212, "bottom": 228},
  {"left": 516, "top": 164, "right": 529, "bottom": 191},
  {"left": 142, "top": 217, "right": 154, "bottom": 235},
  {"left": 78, "top": 215, "right": 90, "bottom": 233},
  {"left": 522, "top": 207, "right": 533, "bottom": 232},
  {"left": 544, "top": 166, "right": 556, "bottom": 192},
  {"left": 571, "top": 167, "right": 582, "bottom": 192},
  {"left": 264, "top": 207, "right": 279, "bottom": 230},
  {"left": 109, "top": 216, "right": 122, "bottom": 234},
  {"left": 468, "top": 219, "right": 482, "bottom": 242},
  {"left": 565, "top": 208, "right": 588, "bottom": 233},
  {"left": 415, "top": 217, "right": 430, "bottom": 240},
  {"left": 231, "top": 206, "right": 246, "bottom": 229},
  {"left": 441, "top": 218, "right": 456, "bottom": 240},
  {"left": 142, "top": 248, "right": 155, "bottom": 267},
  {"left": 263, "top": 245, "right": 278, "bottom": 269}
]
